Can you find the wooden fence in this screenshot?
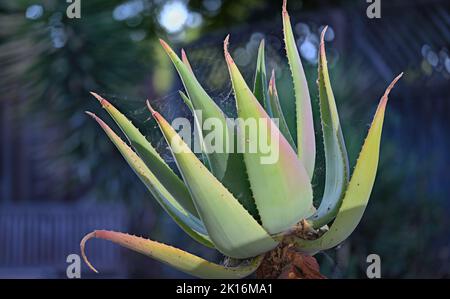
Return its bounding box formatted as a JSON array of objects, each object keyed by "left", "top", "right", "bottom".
[{"left": 0, "top": 203, "right": 129, "bottom": 278}]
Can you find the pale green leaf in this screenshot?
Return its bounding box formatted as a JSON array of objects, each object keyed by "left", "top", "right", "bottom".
[
  {"left": 90, "top": 92, "right": 198, "bottom": 218},
  {"left": 161, "top": 40, "right": 257, "bottom": 219},
  {"left": 268, "top": 70, "right": 297, "bottom": 152},
  {"left": 224, "top": 36, "right": 314, "bottom": 235},
  {"left": 148, "top": 103, "right": 278, "bottom": 258},
  {"left": 309, "top": 28, "right": 350, "bottom": 229},
  {"left": 160, "top": 39, "right": 229, "bottom": 179},
  {"left": 253, "top": 39, "right": 271, "bottom": 115},
  {"left": 81, "top": 230, "right": 262, "bottom": 278},
  {"left": 282, "top": 0, "right": 316, "bottom": 179},
  {"left": 179, "top": 90, "right": 211, "bottom": 170},
  {"left": 295, "top": 74, "right": 403, "bottom": 253},
  {"left": 86, "top": 112, "right": 213, "bottom": 248}
]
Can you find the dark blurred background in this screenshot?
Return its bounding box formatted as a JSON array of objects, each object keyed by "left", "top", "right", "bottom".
[{"left": 0, "top": 0, "right": 449, "bottom": 278}]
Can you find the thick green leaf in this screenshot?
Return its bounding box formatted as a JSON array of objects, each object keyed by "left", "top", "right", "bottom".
[
  {"left": 282, "top": 0, "right": 316, "bottom": 179},
  {"left": 160, "top": 39, "right": 229, "bottom": 179},
  {"left": 86, "top": 112, "right": 213, "bottom": 248},
  {"left": 294, "top": 74, "right": 403, "bottom": 253},
  {"left": 148, "top": 103, "right": 278, "bottom": 258},
  {"left": 161, "top": 40, "right": 257, "bottom": 219},
  {"left": 309, "top": 28, "right": 350, "bottom": 229},
  {"left": 90, "top": 92, "right": 198, "bottom": 218},
  {"left": 224, "top": 36, "right": 314, "bottom": 235},
  {"left": 179, "top": 90, "right": 211, "bottom": 170},
  {"left": 81, "top": 230, "right": 262, "bottom": 278},
  {"left": 253, "top": 39, "right": 271, "bottom": 115},
  {"left": 268, "top": 70, "right": 297, "bottom": 152}
]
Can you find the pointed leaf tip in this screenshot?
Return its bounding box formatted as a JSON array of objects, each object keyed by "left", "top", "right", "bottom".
[
  {"left": 159, "top": 38, "right": 170, "bottom": 50},
  {"left": 80, "top": 231, "right": 99, "bottom": 273},
  {"left": 319, "top": 26, "right": 330, "bottom": 65},
  {"left": 90, "top": 92, "right": 110, "bottom": 107},
  {"left": 85, "top": 111, "right": 109, "bottom": 131},
  {"left": 89, "top": 91, "right": 101, "bottom": 101},
  {"left": 380, "top": 73, "right": 403, "bottom": 107},
  {"left": 146, "top": 100, "right": 158, "bottom": 118},
  {"left": 253, "top": 39, "right": 270, "bottom": 112},
  {"left": 159, "top": 39, "right": 180, "bottom": 59},
  {"left": 283, "top": 0, "right": 288, "bottom": 13},
  {"left": 224, "top": 35, "right": 232, "bottom": 63},
  {"left": 85, "top": 111, "right": 96, "bottom": 119},
  {"left": 320, "top": 26, "right": 329, "bottom": 45},
  {"left": 319, "top": 26, "right": 327, "bottom": 62},
  {"left": 181, "top": 49, "right": 193, "bottom": 73}
]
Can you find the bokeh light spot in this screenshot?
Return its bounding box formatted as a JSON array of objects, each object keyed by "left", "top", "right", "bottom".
[
  {"left": 113, "top": 0, "right": 145, "bottom": 21},
  {"left": 25, "top": 4, "right": 44, "bottom": 20},
  {"left": 158, "top": 1, "right": 189, "bottom": 33}
]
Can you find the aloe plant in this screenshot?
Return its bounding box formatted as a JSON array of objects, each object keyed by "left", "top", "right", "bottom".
[{"left": 81, "top": 0, "right": 402, "bottom": 279}]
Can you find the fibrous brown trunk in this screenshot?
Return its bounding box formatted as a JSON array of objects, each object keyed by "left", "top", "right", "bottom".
[
  {"left": 256, "top": 220, "right": 327, "bottom": 279},
  {"left": 256, "top": 242, "right": 326, "bottom": 279}
]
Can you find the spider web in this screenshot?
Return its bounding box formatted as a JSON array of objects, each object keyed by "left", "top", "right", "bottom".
[{"left": 96, "top": 20, "right": 354, "bottom": 206}]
